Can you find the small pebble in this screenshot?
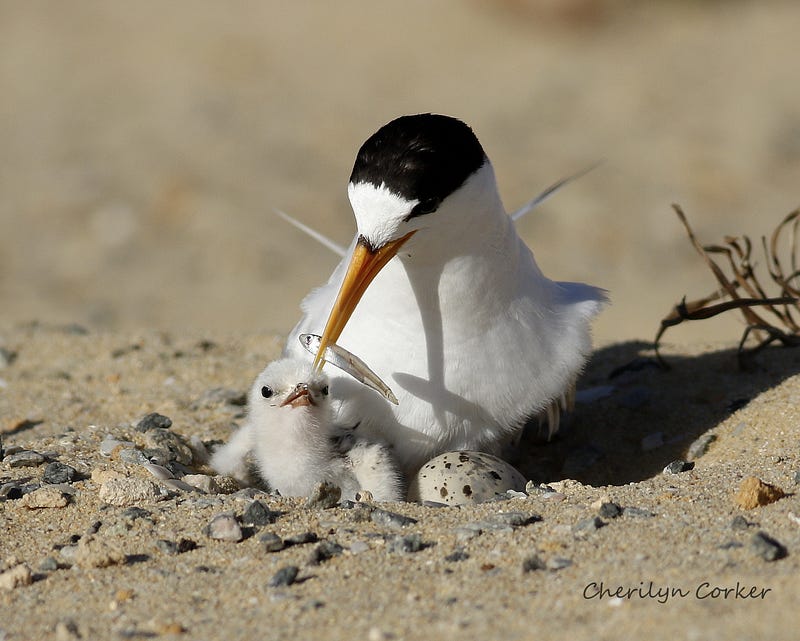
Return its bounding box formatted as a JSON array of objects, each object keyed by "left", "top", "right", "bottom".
[
  {"left": 4, "top": 450, "right": 45, "bottom": 468},
  {"left": 260, "top": 532, "right": 285, "bottom": 553},
  {"left": 242, "top": 500, "right": 278, "bottom": 526},
  {"left": 121, "top": 506, "right": 153, "bottom": 523},
  {"left": 205, "top": 513, "right": 243, "bottom": 542},
  {"left": 597, "top": 501, "right": 622, "bottom": 519},
  {"left": 370, "top": 508, "right": 417, "bottom": 529},
  {"left": 573, "top": 516, "right": 605, "bottom": 536},
  {"left": 99, "top": 437, "right": 134, "bottom": 458},
  {"left": 521, "top": 554, "right": 546, "bottom": 572},
  {"left": 687, "top": 433, "right": 717, "bottom": 461},
  {"left": 547, "top": 557, "right": 573, "bottom": 571},
  {"left": 731, "top": 515, "right": 754, "bottom": 530},
  {"left": 39, "top": 556, "right": 59, "bottom": 572},
  {"left": 444, "top": 548, "right": 470, "bottom": 562},
  {"left": 99, "top": 477, "right": 165, "bottom": 506},
  {"left": 156, "top": 538, "right": 197, "bottom": 555},
  {"left": 734, "top": 476, "right": 785, "bottom": 510},
  {"left": 304, "top": 481, "right": 341, "bottom": 509},
  {"left": 268, "top": 565, "right": 300, "bottom": 587},
  {"left": 117, "top": 448, "right": 149, "bottom": 465},
  {"left": 54, "top": 619, "right": 81, "bottom": 641},
  {"left": 794, "top": 470, "right": 800, "bottom": 484},
  {"left": 622, "top": 506, "right": 654, "bottom": 518},
  {"left": 663, "top": 460, "right": 695, "bottom": 475},
  {"left": 181, "top": 474, "right": 220, "bottom": 494},
  {"left": 20, "top": 486, "right": 70, "bottom": 509},
  {"left": 386, "top": 533, "right": 426, "bottom": 554},
  {"left": 751, "top": 531, "right": 787, "bottom": 561},
  {"left": 307, "top": 540, "right": 344, "bottom": 566},
  {"left": 142, "top": 429, "right": 193, "bottom": 465},
  {"left": 0, "top": 482, "right": 23, "bottom": 500},
  {"left": 349, "top": 540, "right": 370, "bottom": 555},
  {"left": 135, "top": 412, "right": 172, "bottom": 432},
  {"left": 42, "top": 461, "right": 77, "bottom": 485},
  {"left": 488, "top": 511, "right": 540, "bottom": 528}
]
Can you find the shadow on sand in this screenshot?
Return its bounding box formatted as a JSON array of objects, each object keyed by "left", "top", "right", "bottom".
[{"left": 515, "top": 340, "right": 800, "bottom": 487}]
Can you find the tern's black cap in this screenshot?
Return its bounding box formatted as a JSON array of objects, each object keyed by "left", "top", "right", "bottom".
[{"left": 349, "top": 114, "right": 486, "bottom": 217}]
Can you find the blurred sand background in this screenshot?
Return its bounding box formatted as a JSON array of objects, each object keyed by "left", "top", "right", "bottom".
[{"left": 2, "top": 0, "right": 799, "bottom": 345}]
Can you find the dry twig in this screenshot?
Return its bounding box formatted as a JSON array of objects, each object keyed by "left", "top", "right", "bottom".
[{"left": 655, "top": 205, "right": 800, "bottom": 367}]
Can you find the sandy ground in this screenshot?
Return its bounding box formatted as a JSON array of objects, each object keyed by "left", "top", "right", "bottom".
[{"left": 2, "top": 1, "right": 800, "bottom": 639}]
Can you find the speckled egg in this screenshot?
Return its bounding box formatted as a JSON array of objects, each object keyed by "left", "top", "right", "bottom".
[{"left": 408, "top": 451, "right": 527, "bottom": 505}]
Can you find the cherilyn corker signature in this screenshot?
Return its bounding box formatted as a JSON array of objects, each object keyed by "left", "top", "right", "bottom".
[{"left": 583, "top": 581, "right": 772, "bottom": 604}]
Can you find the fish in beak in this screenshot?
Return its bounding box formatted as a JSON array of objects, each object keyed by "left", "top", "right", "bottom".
[{"left": 312, "top": 231, "right": 416, "bottom": 371}]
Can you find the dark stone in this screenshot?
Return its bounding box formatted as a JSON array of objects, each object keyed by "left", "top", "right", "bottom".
[
  {"left": 751, "top": 531, "right": 787, "bottom": 561},
  {"left": 573, "top": 516, "right": 605, "bottom": 535},
  {"left": 136, "top": 412, "right": 173, "bottom": 432},
  {"left": 307, "top": 540, "right": 344, "bottom": 566},
  {"left": 42, "top": 461, "right": 77, "bottom": 485},
  {"left": 242, "top": 500, "right": 278, "bottom": 526},
  {"left": 521, "top": 554, "right": 546, "bottom": 572},
  {"left": 268, "top": 565, "right": 300, "bottom": 587},
  {"left": 731, "top": 515, "right": 753, "bottom": 530},
  {"left": 304, "top": 482, "right": 341, "bottom": 509},
  {"left": 120, "top": 507, "right": 153, "bottom": 523},
  {"left": 0, "top": 482, "right": 23, "bottom": 500},
  {"left": 598, "top": 502, "right": 622, "bottom": 519},
  {"left": 663, "top": 460, "right": 694, "bottom": 475},
  {"left": 260, "top": 533, "right": 285, "bottom": 553}
]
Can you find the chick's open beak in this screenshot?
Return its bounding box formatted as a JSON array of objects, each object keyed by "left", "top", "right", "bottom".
[
  {"left": 281, "top": 383, "right": 312, "bottom": 408},
  {"left": 312, "top": 231, "right": 415, "bottom": 371}
]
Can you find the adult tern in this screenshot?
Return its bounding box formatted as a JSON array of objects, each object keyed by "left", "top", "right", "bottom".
[{"left": 284, "top": 113, "right": 606, "bottom": 474}]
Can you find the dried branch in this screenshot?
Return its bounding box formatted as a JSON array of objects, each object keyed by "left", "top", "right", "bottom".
[{"left": 655, "top": 205, "right": 800, "bottom": 368}]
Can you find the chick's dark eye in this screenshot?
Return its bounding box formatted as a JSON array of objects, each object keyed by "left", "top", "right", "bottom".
[
  {"left": 261, "top": 385, "right": 273, "bottom": 399},
  {"left": 321, "top": 385, "right": 329, "bottom": 396}
]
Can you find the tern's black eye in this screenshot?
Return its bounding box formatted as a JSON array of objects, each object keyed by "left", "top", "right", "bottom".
[
  {"left": 261, "top": 385, "right": 273, "bottom": 399},
  {"left": 404, "top": 197, "right": 440, "bottom": 222},
  {"left": 321, "top": 385, "right": 329, "bottom": 396}
]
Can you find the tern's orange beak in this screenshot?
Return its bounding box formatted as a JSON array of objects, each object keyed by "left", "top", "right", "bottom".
[{"left": 312, "top": 231, "right": 416, "bottom": 371}]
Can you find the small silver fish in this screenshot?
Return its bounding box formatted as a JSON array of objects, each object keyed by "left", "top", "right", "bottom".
[{"left": 299, "top": 334, "right": 399, "bottom": 405}]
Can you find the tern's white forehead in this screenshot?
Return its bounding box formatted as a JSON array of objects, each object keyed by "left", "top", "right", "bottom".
[
  {"left": 258, "top": 358, "right": 327, "bottom": 393},
  {"left": 348, "top": 181, "right": 417, "bottom": 248}
]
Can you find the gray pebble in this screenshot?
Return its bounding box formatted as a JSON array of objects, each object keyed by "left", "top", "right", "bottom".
[
  {"left": 4, "top": 450, "right": 45, "bottom": 468},
  {"left": 0, "top": 346, "right": 17, "bottom": 368},
  {"left": 307, "top": 540, "right": 343, "bottom": 566},
  {"left": 731, "top": 515, "right": 753, "bottom": 530},
  {"left": 99, "top": 437, "right": 134, "bottom": 457},
  {"left": 268, "top": 565, "right": 300, "bottom": 587},
  {"left": 117, "top": 448, "right": 149, "bottom": 465},
  {"left": 521, "top": 554, "right": 546, "bottom": 572},
  {"left": 304, "top": 481, "right": 341, "bottom": 509},
  {"left": 205, "top": 513, "right": 243, "bottom": 542},
  {"left": 156, "top": 538, "right": 197, "bottom": 555},
  {"left": 386, "top": 533, "right": 426, "bottom": 554},
  {"left": 598, "top": 502, "right": 622, "bottom": 519},
  {"left": 687, "top": 433, "right": 717, "bottom": 461},
  {"left": 284, "top": 531, "right": 318, "bottom": 546},
  {"left": 622, "top": 506, "right": 654, "bottom": 518},
  {"left": 573, "top": 516, "right": 605, "bottom": 536},
  {"left": 370, "top": 508, "right": 417, "bottom": 529},
  {"left": 349, "top": 540, "right": 370, "bottom": 555},
  {"left": 135, "top": 412, "right": 172, "bottom": 432},
  {"left": 142, "top": 429, "right": 193, "bottom": 465},
  {"left": 794, "top": 470, "right": 800, "bottom": 485},
  {"left": 120, "top": 507, "right": 152, "bottom": 523},
  {"left": 39, "top": 556, "right": 59, "bottom": 572},
  {"left": 242, "top": 500, "right": 278, "bottom": 526},
  {"left": 525, "top": 482, "right": 557, "bottom": 495},
  {"left": 42, "top": 462, "right": 77, "bottom": 485},
  {"left": 547, "top": 557, "right": 573, "bottom": 571},
  {"left": 663, "top": 460, "right": 694, "bottom": 475},
  {"left": 751, "top": 531, "right": 787, "bottom": 561},
  {"left": 444, "top": 548, "right": 469, "bottom": 562},
  {"left": 260, "top": 532, "right": 285, "bottom": 553},
  {"left": 488, "top": 511, "right": 540, "bottom": 528}
]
